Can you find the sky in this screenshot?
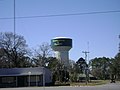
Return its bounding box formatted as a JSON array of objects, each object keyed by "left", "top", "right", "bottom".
[{"left": 0, "top": 0, "right": 120, "bottom": 61}]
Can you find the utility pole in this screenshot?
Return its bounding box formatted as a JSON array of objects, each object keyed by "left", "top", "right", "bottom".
[
  {"left": 82, "top": 51, "right": 89, "bottom": 63},
  {"left": 82, "top": 51, "right": 89, "bottom": 85},
  {"left": 82, "top": 42, "right": 90, "bottom": 85},
  {"left": 82, "top": 42, "right": 90, "bottom": 63},
  {"left": 14, "top": 0, "right": 16, "bottom": 47},
  {"left": 118, "top": 35, "right": 120, "bottom": 53}
]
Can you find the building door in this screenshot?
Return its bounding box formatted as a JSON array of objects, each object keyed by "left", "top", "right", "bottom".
[{"left": 17, "top": 76, "right": 26, "bottom": 87}]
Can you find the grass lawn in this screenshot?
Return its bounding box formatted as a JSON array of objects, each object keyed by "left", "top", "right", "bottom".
[
  {"left": 55, "top": 80, "right": 110, "bottom": 86},
  {"left": 70, "top": 80, "right": 110, "bottom": 86}
]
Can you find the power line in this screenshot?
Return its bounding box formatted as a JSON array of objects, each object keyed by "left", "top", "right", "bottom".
[
  {"left": 0, "top": 10, "right": 120, "bottom": 20},
  {"left": 118, "top": 35, "right": 120, "bottom": 53}
]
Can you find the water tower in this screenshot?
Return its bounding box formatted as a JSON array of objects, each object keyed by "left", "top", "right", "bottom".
[{"left": 51, "top": 37, "right": 72, "bottom": 67}]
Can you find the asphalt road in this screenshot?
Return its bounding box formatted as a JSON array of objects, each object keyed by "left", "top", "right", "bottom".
[{"left": 0, "top": 83, "right": 120, "bottom": 90}]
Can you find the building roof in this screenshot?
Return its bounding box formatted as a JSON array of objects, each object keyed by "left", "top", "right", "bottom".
[
  {"left": 52, "top": 37, "right": 72, "bottom": 40},
  {"left": 0, "top": 67, "right": 45, "bottom": 77}
]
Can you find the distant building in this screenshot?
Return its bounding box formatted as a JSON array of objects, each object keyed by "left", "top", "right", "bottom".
[{"left": 0, "top": 67, "right": 52, "bottom": 88}]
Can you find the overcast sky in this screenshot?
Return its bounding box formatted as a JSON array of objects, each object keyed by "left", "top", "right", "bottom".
[{"left": 0, "top": 0, "right": 120, "bottom": 61}]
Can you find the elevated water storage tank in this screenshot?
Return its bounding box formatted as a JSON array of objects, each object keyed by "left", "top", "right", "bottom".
[{"left": 51, "top": 37, "right": 72, "bottom": 67}]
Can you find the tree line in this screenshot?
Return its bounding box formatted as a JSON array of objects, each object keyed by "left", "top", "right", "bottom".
[{"left": 0, "top": 32, "right": 120, "bottom": 83}]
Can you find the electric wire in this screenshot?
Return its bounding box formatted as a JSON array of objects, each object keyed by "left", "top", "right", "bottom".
[{"left": 0, "top": 10, "right": 120, "bottom": 20}]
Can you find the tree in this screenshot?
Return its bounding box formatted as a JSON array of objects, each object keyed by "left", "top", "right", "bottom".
[
  {"left": 32, "top": 42, "right": 52, "bottom": 67},
  {"left": 69, "top": 60, "right": 78, "bottom": 82},
  {"left": 89, "top": 57, "right": 111, "bottom": 80},
  {"left": 47, "top": 57, "right": 59, "bottom": 70},
  {"left": 76, "top": 57, "right": 87, "bottom": 74},
  {"left": 0, "top": 32, "right": 30, "bottom": 68},
  {"left": 114, "top": 53, "right": 120, "bottom": 80},
  {"left": 110, "top": 53, "right": 120, "bottom": 80},
  {"left": 0, "top": 48, "right": 9, "bottom": 68},
  {"left": 47, "top": 57, "right": 66, "bottom": 82},
  {"left": 32, "top": 42, "right": 69, "bottom": 83}
]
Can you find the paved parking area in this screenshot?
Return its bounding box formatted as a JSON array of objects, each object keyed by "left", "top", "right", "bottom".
[{"left": 0, "top": 83, "right": 120, "bottom": 90}]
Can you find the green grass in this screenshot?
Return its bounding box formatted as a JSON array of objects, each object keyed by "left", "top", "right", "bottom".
[
  {"left": 69, "top": 80, "right": 110, "bottom": 86},
  {"left": 54, "top": 81, "right": 70, "bottom": 86}
]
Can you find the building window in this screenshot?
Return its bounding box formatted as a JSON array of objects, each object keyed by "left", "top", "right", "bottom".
[
  {"left": 2, "top": 77, "right": 15, "bottom": 83},
  {"left": 27, "top": 75, "right": 40, "bottom": 82}
]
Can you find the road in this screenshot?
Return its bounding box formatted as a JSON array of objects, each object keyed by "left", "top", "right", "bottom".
[{"left": 0, "top": 83, "right": 120, "bottom": 90}]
